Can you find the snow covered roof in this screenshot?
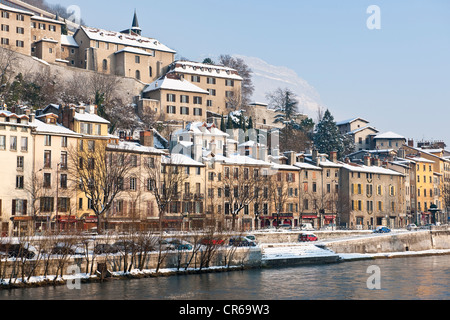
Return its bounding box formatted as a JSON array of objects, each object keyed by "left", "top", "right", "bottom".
[
  {"left": 340, "top": 162, "right": 404, "bottom": 176},
  {"left": 336, "top": 117, "right": 369, "bottom": 126},
  {"left": 348, "top": 126, "right": 379, "bottom": 135},
  {"left": 143, "top": 76, "right": 209, "bottom": 94},
  {"left": 271, "top": 163, "right": 299, "bottom": 171},
  {"left": 176, "top": 122, "right": 229, "bottom": 137},
  {"left": 294, "top": 162, "right": 323, "bottom": 170},
  {"left": 406, "top": 156, "right": 435, "bottom": 164},
  {"left": 213, "top": 154, "right": 272, "bottom": 167},
  {"left": 169, "top": 60, "right": 243, "bottom": 81},
  {"left": 107, "top": 140, "right": 165, "bottom": 154},
  {"left": 162, "top": 153, "right": 205, "bottom": 166},
  {"left": 115, "top": 46, "right": 154, "bottom": 56},
  {"left": 74, "top": 112, "right": 110, "bottom": 124},
  {"left": 61, "top": 35, "right": 79, "bottom": 47},
  {"left": 31, "top": 15, "right": 64, "bottom": 25},
  {"left": 78, "top": 26, "right": 176, "bottom": 53},
  {"left": 0, "top": 3, "right": 33, "bottom": 15},
  {"left": 374, "top": 131, "right": 406, "bottom": 140},
  {"left": 33, "top": 119, "right": 81, "bottom": 137}
]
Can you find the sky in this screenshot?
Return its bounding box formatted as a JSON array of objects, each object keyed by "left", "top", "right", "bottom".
[{"left": 46, "top": 0, "right": 450, "bottom": 145}]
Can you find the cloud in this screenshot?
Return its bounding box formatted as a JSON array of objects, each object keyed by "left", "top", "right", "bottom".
[{"left": 233, "top": 55, "right": 326, "bottom": 117}]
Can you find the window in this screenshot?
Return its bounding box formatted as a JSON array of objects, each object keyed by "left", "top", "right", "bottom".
[
  {"left": 166, "top": 106, "right": 176, "bottom": 114},
  {"left": 17, "top": 156, "right": 24, "bottom": 170},
  {"left": 180, "top": 95, "right": 189, "bottom": 103},
  {"left": 44, "top": 150, "right": 51, "bottom": 168},
  {"left": 135, "top": 55, "right": 140, "bottom": 63},
  {"left": 18, "top": 136, "right": 27, "bottom": 152},
  {"left": 12, "top": 199, "right": 27, "bottom": 216},
  {"left": 10, "top": 136, "right": 17, "bottom": 151},
  {"left": 191, "top": 75, "right": 200, "bottom": 82},
  {"left": 16, "top": 14, "right": 24, "bottom": 21},
  {"left": 180, "top": 107, "right": 189, "bottom": 115},
  {"left": 43, "top": 173, "right": 51, "bottom": 188},
  {"left": 57, "top": 198, "right": 70, "bottom": 212},
  {"left": 130, "top": 177, "right": 137, "bottom": 191},
  {"left": 16, "top": 27, "right": 24, "bottom": 34},
  {"left": 40, "top": 197, "right": 54, "bottom": 213},
  {"left": 49, "top": 25, "right": 56, "bottom": 32},
  {"left": 0, "top": 135, "right": 7, "bottom": 150},
  {"left": 61, "top": 136, "right": 68, "bottom": 147},
  {"left": 193, "top": 96, "right": 202, "bottom": 105},
  {"left": 207, "top": 100, "right": 213, "bottom": 107},
  {"left": 16, "top": 176, "right": 24, "bottom": 189},
  {"left": 207, "top": 89, "right": 216, "bottom": 96},
  {"left": 102, "top": 59, "right": 107, "bottom": 70},
  {"left": 135, "top": 70, "right": 141, "bottom": 80},
  {"left": 0, "top": 25, "right": 7, "bottom": 32},
  {"left": 1, "top": 11, "right": 10, "bottom": 18},
  {"left": 206, "top": 77, "right": 216, "bottom": 84},
  {"left": 60, "top": 152, "right": 68, "bottom": 169},
  {"left": 60, "top": 174, "right": 68, "bottom": 189},
  {"left": 167, "top": 94, "right": 176, "bottom": 102},
  {"left": 225, "top": 79, "right": 234, "bottom": 86},
  {"left": 193, "top": 108, "right": 202, "bottom": 116}
]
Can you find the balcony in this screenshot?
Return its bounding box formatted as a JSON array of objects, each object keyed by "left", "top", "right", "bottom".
[{"left": 194, "top": 193, "right": 205, "bottom": 201}]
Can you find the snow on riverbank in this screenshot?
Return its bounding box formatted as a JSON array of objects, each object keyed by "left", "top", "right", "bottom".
[{"left": 261, "top": 243, "right": 339, "bottom": 261}]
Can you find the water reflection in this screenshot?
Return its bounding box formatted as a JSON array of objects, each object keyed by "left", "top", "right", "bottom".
[{"left": 0, "top": 255, "right": 448, "bottom": 300}]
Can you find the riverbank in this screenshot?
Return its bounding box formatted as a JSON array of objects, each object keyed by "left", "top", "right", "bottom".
[{"left": 1, "top": 228, "right": 449, "bottom": 289}]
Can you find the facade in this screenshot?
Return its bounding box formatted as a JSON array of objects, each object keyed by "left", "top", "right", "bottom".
[
  {"left": 339, "top": 159, "right": 406, "bottom": 229},
  {"left": 141, "top": 74, "right": 209, "bottom": 123},
  {"left": 337, "top": 117, "right": 379, "bottom": 151},
  {"left": 373, "top": 131, "right": 407, "bottom": 151},
  {"left": 0, "top": 109, "right": 33, "bottom": 236},
  {"left": 166, "top": 60, "right": 243, "bottom": 116}
]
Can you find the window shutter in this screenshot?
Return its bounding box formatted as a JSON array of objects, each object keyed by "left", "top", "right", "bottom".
[
  {"left": 12, "top": 200, "right": 16, "bottom": 216},
  {"left": 23, "top": 200, "right": 27, "bottom": 215}
]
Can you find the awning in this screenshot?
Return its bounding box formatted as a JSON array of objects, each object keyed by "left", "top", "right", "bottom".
[{"left": 302, "top": 215, "right": 318, "bottom": 219}]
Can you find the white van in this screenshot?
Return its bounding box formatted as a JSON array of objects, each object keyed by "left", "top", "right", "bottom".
[{"left": 300, "top": 223, "right": 315, "bottom": 231}]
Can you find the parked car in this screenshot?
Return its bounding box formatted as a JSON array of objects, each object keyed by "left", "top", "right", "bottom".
[
  {"left": 94, "top": 243, "right": 119, "bottom": 254},
  {"left": 157, "top": 239, "right": 191, "bottom": 251},
  {"left": 298, "top": 233, "right": 318, "bottom": 242},
  {"left": 300, "top": 223, "right": 315, "bottom": 231},
  {"left": 406, "top": 224, "right": 418, "bottom": 231},
  {"left": 51, "top": 243, "right": 85, "bottom": 256},
  {"left": 278, "top": 224, "right": 292, "bottom": 229},
  {"left": 244, "top": 234, "right": 257, "bottom": 242},
  {"left": 373, "top": 226, "right": 391, "bottom": 233},
  {"left": 229, "top": 236, "right": 257, "bottom": 247},
  {"left": 113, "top": 240, "right": 140, "bottom": 252},
  {"left": 0, "top": 243, "right": 37, "bottom": 259},
  {"left": 200, "top": 237, "right": 226, "bottom": 246}
]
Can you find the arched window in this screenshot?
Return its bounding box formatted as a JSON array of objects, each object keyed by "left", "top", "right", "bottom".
[
  {"left": 102, "top": 59, "right": 107, "bottom": 71},
  {"left": 135, "top": 70, "right": 141, "bottom": 80}
]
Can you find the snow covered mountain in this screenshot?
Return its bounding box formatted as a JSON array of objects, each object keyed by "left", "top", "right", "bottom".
[{"left": 233, "top": 55, "right": 325, "bottom": 117}]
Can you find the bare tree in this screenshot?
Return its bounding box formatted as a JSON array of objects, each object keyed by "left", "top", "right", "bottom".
[
  {"left": 67, "top": 140, "right": 134, "bottom": 233},
  {"left": 219, "top": 55, "right": 254, "bottom": 106},
  {"left": 222, "top": 166, "right": 265, "bottom": 231}
]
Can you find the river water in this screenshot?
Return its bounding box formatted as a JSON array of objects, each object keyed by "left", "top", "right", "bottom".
[{"left": 0, "top": 255, "right": 449, "bottom": 301}]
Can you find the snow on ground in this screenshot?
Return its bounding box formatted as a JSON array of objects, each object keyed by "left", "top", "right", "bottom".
[{"left": 261, "top": 243, "right": 338, "bottom": 261}]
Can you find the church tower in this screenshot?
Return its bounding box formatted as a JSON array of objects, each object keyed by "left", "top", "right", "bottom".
[
  {"left": 131, "top": 9, "right": 142, "bottom": 36},
  {"left": 121, "top": 10, "right": 142, "bottom": 36}
]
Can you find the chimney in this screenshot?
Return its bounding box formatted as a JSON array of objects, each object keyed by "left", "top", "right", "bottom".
[
  {"left": 330, "top": 151, "right": 338, "bottom": 163},
  {"left": 364, "top": 155, "right": 371, "bottom": 167},
  {"left": 210, "top": 140, "right": 217, "bottom": 155},
  {"left": 312, "top": 149, "right": 318, "bottom": 161},
  {"left": 408, "top": 139, "right": 414, "bottom": 147},
  {"left": 284, "top": 151, "right": 295, "bottom": 165},
  {"left": 140, "top": 130, "right": 154, "bottom": 147}
]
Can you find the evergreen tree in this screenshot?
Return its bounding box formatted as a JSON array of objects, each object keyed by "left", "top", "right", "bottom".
[
  {"left": 226, "top": 113, "right": 233, "bottom": 130},
  {"left": 247, "top": 117, "right": 253, "bottom": 130},
  {"left": 220, "top": 114, "right": 226, "bottom": 132},
  {"left": 313, "top": 109, "right": 347, "bottom": 159}
]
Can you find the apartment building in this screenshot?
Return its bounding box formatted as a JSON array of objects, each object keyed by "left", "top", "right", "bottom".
[
  {"left": 337, "top": 117, "right": 379, "bottom": 151},
  {"left": 339, "top": 158, "right": 406, "bottom": 229},
  {"left": 0, "top": 109, "right": 33, "bottom": 236},
  {"left": 141, "top": 74, "right": 209, "bottom": 123},
  {"left": 32, "top": 112, "right": 81, "bottom": 233},
  {"left": 166, "top": 60, "right": 243, "bottom": 116}
]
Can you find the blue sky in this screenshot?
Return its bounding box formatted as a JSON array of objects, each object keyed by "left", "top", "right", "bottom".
[{"left": 47, "top": 0, "right": 450, "bottom": 145}]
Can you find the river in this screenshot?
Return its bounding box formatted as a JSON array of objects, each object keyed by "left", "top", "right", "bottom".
[{"left": 0, "top": 255, "right": 448, "bottom": 301}]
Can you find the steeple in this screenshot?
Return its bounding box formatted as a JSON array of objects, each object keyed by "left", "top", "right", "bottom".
[{"left": 131, "top": 9, "right": 141, "bottom": 35}]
